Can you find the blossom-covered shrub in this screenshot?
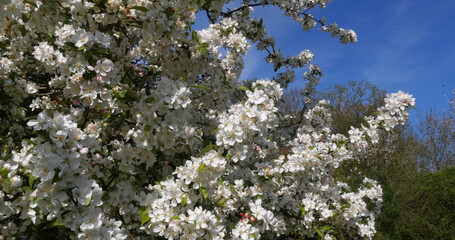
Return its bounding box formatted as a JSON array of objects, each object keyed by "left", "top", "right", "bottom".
[{"left": 0, "top": 0, "right": 414, "bottom": 239}]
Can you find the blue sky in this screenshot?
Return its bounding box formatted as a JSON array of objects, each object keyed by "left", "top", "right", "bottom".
[{"left": 196, "top": 0, "right": 455, "bottom": 123}]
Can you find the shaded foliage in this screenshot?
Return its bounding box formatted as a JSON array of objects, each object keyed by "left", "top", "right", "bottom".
[{"left": 391, "top": 167, "right": 455, "bottom": 240}]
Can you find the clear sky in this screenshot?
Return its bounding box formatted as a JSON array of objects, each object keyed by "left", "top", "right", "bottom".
[{"left": 197, "top": 0, "right": 455, "bottom": 123}]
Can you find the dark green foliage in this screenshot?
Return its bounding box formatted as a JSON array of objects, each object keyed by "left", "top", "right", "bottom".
[{"left": 389, "top": 167, "right": 455, "bottom": 240}]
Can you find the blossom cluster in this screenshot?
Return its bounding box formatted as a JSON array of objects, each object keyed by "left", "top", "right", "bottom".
[{"left": 0, "top": 0, "right": 414, "bottom": 239}]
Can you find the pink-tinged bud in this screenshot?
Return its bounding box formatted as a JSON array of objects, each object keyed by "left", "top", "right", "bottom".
[
  {"left": 80, "top": 148, "right": 89, "bottom": 155},
  {"left": 73, "top": 99, "right": 81, "bottom": 105},
  {"left": 90, "top": 162, "right": 95, "bottom": 168},
  {"left": 31, "top": 189, "right": 38, "bottom": 198},
  {"left": 244, "top": 213, "right": 249, "bottom": 217},
  {"left": 96, "top": 75, "right": 103, "bottom": 83},
  {"left": 239, "top": 213, "right": 244, "bottom": 217},
  {"left": 249, "top": 217, "right": 255, "bottom": 222},
  {"left": 87, "top": 66, "right": 95, "bottom": 71}
]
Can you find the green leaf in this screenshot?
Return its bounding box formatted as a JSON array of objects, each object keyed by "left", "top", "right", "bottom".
[
  {"left": 316, "top": 229, "right": 323, "bottom": 238},
  {"left": 206, "top": 229, "right": 213, "bottom": 238},
  {"left": 199, "top": 42, "right": 209, "bottom": 52},
  {"left": 140, "top": 206, "right": 151, "bottom": 225},
  {"left": 19, "top": 25, "right": 26, "bottom": 37},
  {"left": 181, "top": 197, "right": 187, "bottom": 207},
  {"left": 23, "top": 115, "right": 37, "bottom": 121},
  {"left": 164, "top": 7, "right": 176, "bottom": 17},
  {"left": 336, "top": 139, "right": 350, "bottom": 148},
  {"left": 22, "top": 13, "right": 31, "bottom": 23},
  {"left": 33, "top": 197, "right": 44, "bottom": 204},
  {"left": 189, "top": 85, "right": 211, "bottom": 91},
  {"left": 3, "top": 178, "right": 11, "bottom": 186},
  {"left": 115, "top": 90, "right": 126, "bottom": 99},
  {"left": 216, "top": 198, "right": 227, "bottom": 207},
  {"left": 64, "top": 41, "right": 76, "bottom": 49},
  {"left": 298, "top": 204, "right": 306, "bottom": 218},
  {"left": 171, "top": 216, "right": 180, "bottom": 220},
  {"left": 38, "top": 208, "right": 44, "bottom": 220},
  {"left": 237, "top": 85, "right": 249, "bottom": 92},
  {"left": 102, "top": 192, "right": 109, "bottom": 201},
  {"left": 250, "top": 233, "right": 257, "bottom": 239},
  {"left": 29, "top": 172, "right": 37, "bottom": 186},
  {"left": 198, "top": 162, "right": 206, "bottom": 174},
  {"left": 144, "top": 97, "right": 155, "bottom": 103},
  {"left": 0, "top": 42, "right": 9, "bottom": 52},
  {"left": 131, "top": 6, "right": 149, "bottom": 12},
  {"left": 200, "top": 142, "right": 213, "bottom": 155},
  {"left": 144, "top": 124, "right": 151, "bottom": 135},
  {"left": 152, "top": 146, "right": 157, "bottom": 155},
  {"left": 217, "top": 177, "right": 223, "bottom": 186},
  {"left": 341, "top": 202, "right": 350, "bottom": 209},
  {"left": 119, "top": 112, "right": 127, "bottom": 124},
  {"left": 321, "top": 225, "right": 332, "bottom": 232},
  {"left": 192, "top": 31, "right": 199, "bottom": 42},
  {"left": 202, "top": 0, "right": 212, "bottom": 9},
  {"left": 1, "top": 168, "right": 9, "bottom": 178},
  {"left": 23, "top": 139, "right": 37, "bottom": 146},
  {"left": 125, "top": 77, "right": 133, "bottom": 87},
  {"left": 95, "top": 0, "right": 108, "bottom": 7},
  {"left": 245, "top": 180, "right": 254, "bottom": 187},
  {"left": 85, "top": 197, "right": 91, "bottom": 206},
  {"left": 52, "top": 169, "right": 62, "bottom": 183},
  {"left": 200, "top": 187, "right": 208, "bottom": 201},
  {"left": 229, "top": 182, "right": 235, "bottom": 193},
  {"left": 24, "top": 0, "right": 37, "bottom": 7},
  {"left": 44, "top": 220, "right": 64, "bottom": 229}
]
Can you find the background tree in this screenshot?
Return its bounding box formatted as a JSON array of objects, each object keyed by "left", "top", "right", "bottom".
[
  {"left": 280, "top": 81, "right": 423, "bottom": 240},
  {"left": 417, "top": 105, "right": 455, "bottom": 171},
  {"left": 280, "top": 81, "right": 420, "bottom": 185},
  {"left": 316, "top": 81, "right": 387, "bottom": 135}
]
